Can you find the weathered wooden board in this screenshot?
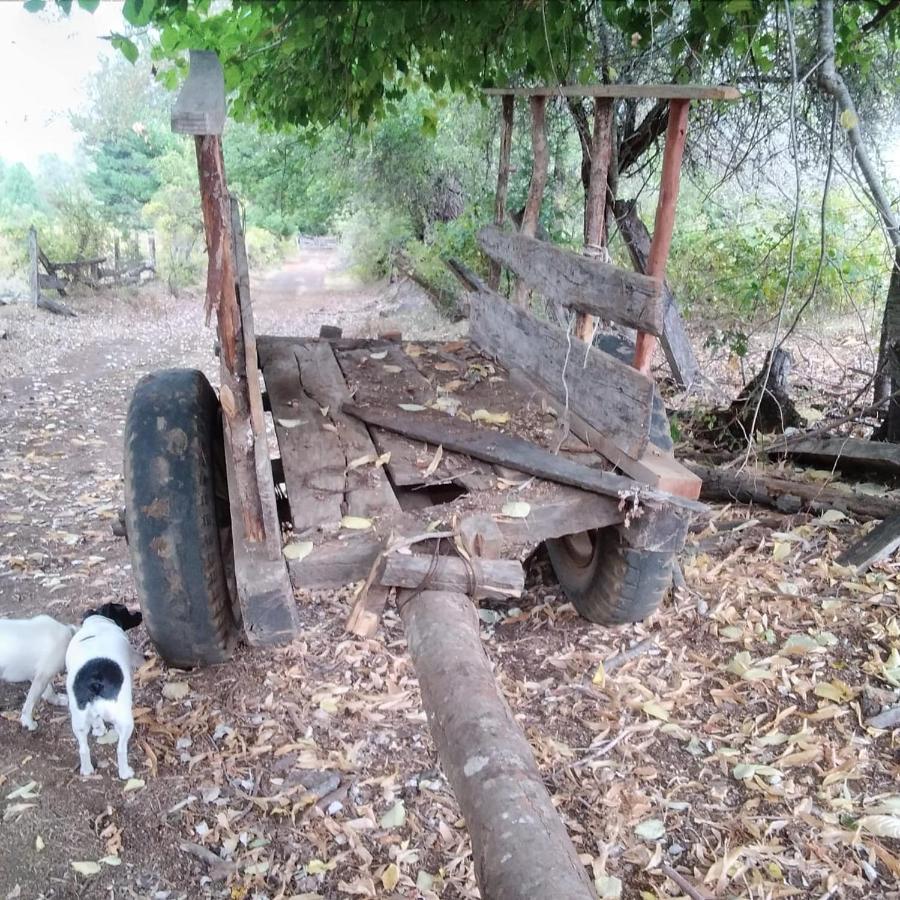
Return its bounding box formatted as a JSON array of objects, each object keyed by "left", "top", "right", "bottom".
[
  {"left": 838, "top": 513, "right": 900, "bottom": 573},
  {"left": 768, "top": 436, "right": 900, "bottom": 477},
  {"left": 223, "top": 428, "right": 299, "bottom": 646},
  {"left": 172, "top": 50, "right": 226, "bottom": 135},
  {"left": 345, "top": 403, "right": 704, "bottom": 514},
  {"left": 292, "top": 341, "right": 400, "bottom": 520},
  {"left": 477, "top": 225, "right": 664, "bottom": 335},
  {"left": 484, "top": 84, "right": 741, "bottom": 100},
  {"left": 286, "top": 533, "right": 384, "bottom": 589},
  {"left": 468, "top": 288, "right": 654, "bottom": 457},
  {"left": 258, "top": 342, "right": 345, "bottom": 533},
  {"left": 381, "top": 554, "right": 525, "bottom": 600},
  {"left": 614, "top": 199, "right": 700, "bottom": 389}
]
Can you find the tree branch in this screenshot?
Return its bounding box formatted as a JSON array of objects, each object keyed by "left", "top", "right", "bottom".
[{"left": 861, "top": 0, "right": 900, "bottom": 32}]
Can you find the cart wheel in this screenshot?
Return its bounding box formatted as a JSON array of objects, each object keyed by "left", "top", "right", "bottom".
[
  {"left": 124, "top": 369, "right": 238, "bottom": 668},
  {"left": 546, "top": 526, "right": 674, "bottom": 625}
]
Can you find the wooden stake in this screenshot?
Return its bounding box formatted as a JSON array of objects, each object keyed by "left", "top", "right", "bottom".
[
  {"left": 577, "top": 98, "right": 614, "bottom": 342},
  {"left": 488, "top": 94, "right": 514, "bottom": 291},
  {"left": 512, "top": 96, "right": 548, "bottom": 306},
  {"left": 27, "top": 226, "right": 39, "bottom": 306},
  {"left": 633, "top": 99, "right": 690, "bottom": 374}
]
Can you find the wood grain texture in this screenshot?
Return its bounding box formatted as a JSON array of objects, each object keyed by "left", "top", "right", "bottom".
[
  {"left": 172, "top": 50, "right": 226, "bottom": 135},
  {"left": 484, "top": 84, "right": 741, "bottom": 100},
  {"left": 488, "top": 94, "right": 515, "bottom": 291},
  {"left": 838, "top": 514, "right": 900, "bottom": 573},
  {"left": 478, "top": 225, "right": 664, "bottom": 335},
  {"left": 768, "top": 436, "right": 900, "bottom": 477},
  {"left": 381, "top": 554, "right": 525, "bottom": 600},
  {"left": 468, "top": 288, "right": 654, "bottom": 457}
]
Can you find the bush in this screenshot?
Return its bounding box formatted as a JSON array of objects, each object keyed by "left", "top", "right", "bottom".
[
  {"left": 337, "top": 204, "right": 415, "bottom": 278},
  {"left": 244, "top": 226, "right": 291, "bottom": 270}
]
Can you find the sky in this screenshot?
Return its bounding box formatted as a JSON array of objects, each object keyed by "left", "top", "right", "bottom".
[{"left": 0, "top": 1, "right": 126, "bottom": 170}]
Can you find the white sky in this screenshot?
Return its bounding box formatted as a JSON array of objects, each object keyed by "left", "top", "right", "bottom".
[{"left": 0, "top": 1, "right": 125, "bottom": 169}]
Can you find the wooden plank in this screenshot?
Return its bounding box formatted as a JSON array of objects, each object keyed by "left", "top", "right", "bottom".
[
  {"left": 28, "top": 226, "right": 39, "bottom": 306},
  {"left": 287, "top": 533, "right": 383, "bottom": 589},
  {"left": 467, "top": 288, "right": 654, "bottom": 457},
  {"left": 488, "top": 94, "right": 514, "bottom": 291},
  {"left": 346, "top": 584, "right": 391, "bottom": 638},
  {"left": 459, "top": 515, "right": 504, "bottom": 558},
  {"left": 230, "top": 195, "right": 283, "bottom": 559},
  {"left": 483, "top": 84, "right": 741, "bottom": 101},
  {"left": 172, "top": 50, "right": 226, "bottom": 135},
  {"left": 344, "top": 403, "right": 704, "bottom": 514},
  {"left": 381, "top": 554, "right": 524, "bottom": 601},
  {"left": 634, "top": 98, "right": 690, "bottom": 374},
  {"left": 614, "top": 199, "right": 699, "bottom": 389},
  {"left": 258, "top": 342, "right": 345, "bottom": 533},
  {"left": 292, "top": 341, "right": 400, "bottom": 520},
  {"left": 38, "top": 273, "right": 66, "bottom": 293},
  {"left": 194, "top": 133, "right": 266, "bottom": 544},
  {"left": 768, "top": 436, "right": 900, "bottom": 477},
  {"left": 838, "top": 514, "right": 900, "bottom": 573},
  {"left": 223, "top": 428, "right": 299, "bottom": 646},
  {"left": 477, "top": 226, "right": 664, "bottom": 336}
]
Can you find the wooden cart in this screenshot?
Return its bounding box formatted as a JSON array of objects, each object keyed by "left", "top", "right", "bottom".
[{"left": 122, "top": 52, "right": 738, "bottom": 900}]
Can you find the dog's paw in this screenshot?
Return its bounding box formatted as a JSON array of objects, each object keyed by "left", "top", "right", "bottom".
[
  {"left": 79, "top": 763, "right": 95, "bottom": 777},
  {"left": 48, "top": 692, "right": 69, "bottom": 708},
  {"left": 118, "top": 765, "right": 134, "bottom": 780},
  {"left": 20, "top": 716, "right": 37, "bottom": 732}
]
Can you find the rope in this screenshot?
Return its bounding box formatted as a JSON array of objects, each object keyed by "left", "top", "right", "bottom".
[{"left": 396, "top": 534, "right": 482, "bottom": 612}]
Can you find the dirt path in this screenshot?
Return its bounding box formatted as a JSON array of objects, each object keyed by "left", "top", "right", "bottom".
[{"left": 0, "top": 249, "right": 897, "bottom": 899}]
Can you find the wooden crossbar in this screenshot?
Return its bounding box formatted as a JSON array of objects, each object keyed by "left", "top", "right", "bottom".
[{"left": 484, "top": 84, "right": 740, "bottom": 100}]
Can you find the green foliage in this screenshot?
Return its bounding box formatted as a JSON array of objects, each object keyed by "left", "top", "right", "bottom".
[
  {"left": 0, "top": 162, "right": 44, "bottom": 219},
  {"left": 337, "top": 204, "right": 414, "bottom": 278}
]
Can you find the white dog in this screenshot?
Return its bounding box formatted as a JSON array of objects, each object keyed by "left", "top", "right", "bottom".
[
  {"left": 66, "top": 602, "right": 143, "bottom": 780},
  {"left": 0, "top": 614, "right": 75, "bottom": 730}
]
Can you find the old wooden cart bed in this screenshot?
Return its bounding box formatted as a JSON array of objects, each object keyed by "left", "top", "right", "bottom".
[{"left": 120, "top": 50, "right": 738, "bottom": 900}]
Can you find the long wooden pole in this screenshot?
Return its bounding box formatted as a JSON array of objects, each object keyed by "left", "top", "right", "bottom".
[
  {"left": 633, "top": 99, "right": 690, "bottom": 374},
  {"left": 576, "top": 98, "right": 614, "bottom": 342},
  {"left": 27, "top": 226, "right": 39, "bottom": 306},
  {"left": 194, "top": 134, "right": 265, "bottom": 543},
  {"left": 488, "top": 95, "right": 514, "bottom": 291},
  {"left": 399, "top": 590, "right": 596, "bottom": 900},
  {"left": 513, "top": 96, "right": 548, "bottom": 306}
]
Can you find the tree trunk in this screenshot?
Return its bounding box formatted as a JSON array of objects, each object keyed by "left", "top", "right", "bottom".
[
  {"left": 27, "top": 226, "right": 39, "bottom": 306},
  {"left": 399, "top": 590, "right": 596, "bottom": 900},
  {"left": 488, "top": 95, "right": 514, "bottom": 291},
  {"left": 729, "top": 348, "right": 803, "bottom": 438},
  {"left": 817, "top": 0, "right": 900, "bottom": 438}
]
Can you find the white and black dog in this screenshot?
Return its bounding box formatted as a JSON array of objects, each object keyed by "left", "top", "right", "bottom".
[
  {"left": 0, "top": 614, "right": 76, "bottom": 730},
  {"left": 66, "top": 602, "right": 143, "bottom": 779}
]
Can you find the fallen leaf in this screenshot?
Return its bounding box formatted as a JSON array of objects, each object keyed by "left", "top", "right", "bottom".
[
  {"left": 814, "top": 680, "right": 855, "bottom": 703},
  {"left": 416, "top": 871, "right": 435, "bottom": 891},
  {"left": 772, "top": 541, "right": 791, "bottom": 561},
  {"left": 6, "top": 782, "right": 39, "bottom": 800},
  {"left": 592, "top": 663, "right": 605, "bottom": 687},
  {"left": 634, "top": 818, "right": 665, "bottom": 841},
  {"left": 341, "top": 516, "right": 373, "bottom": 531},
  {"left": 283, "top": 541, "right": 314, "bottom": 562},
  {"left": 642, "top": 700, "right": 670, "bottom": 722},
  {"left": 99, "top": 855, "right": 122, "bottom": 866},
  {"left": 35, "top": 836, "right": 44, "bottom": 852},
  {"left": 595, "top": 875, "right": 623, "bottom": 899},
  {"left": 381, "top": 863, "right": 400, "bottom": 890},
  {"left": 71, "top": 861, "right": 101, "bottom": 877},
  {"left": 472, "top": 409, "right": 510, "bottom": 425},
  {"left": 423, "top": 445, "right": 443, "bottom": 478},
  {"left": 379, "top": 800, "right": 406, "bottom": 829},
  {"left": 369, "top": 351, "right": 388, "bottom": 360},
  {"left": 277, "top": 418, "right": 303, "bottom": 429},
  {"left": 500, "top": 501, "right": 531, "bottom": 519},
  {"left": 782, "top": 634, "right": 823, "bottom": 656},
  {"left": 398, "top": 404, "right": 426, "bottom": 412},
  {"left": 162, "top": 682, "right": 190, "bottom": 701},
  {"left": 858, "top": 815, "right": 900, "bottom": 839},
  {"left": 123, "top": 778, "right": 145, "bottom": 793},
  {"left": 383, "top": 365, "right": 402, "bottom": 374},
  {"left": 347, "top": 453, "right": 376, "bottom": 470},
  {"left": 307, "top": 859, "right": 336, "bottom": 875}
]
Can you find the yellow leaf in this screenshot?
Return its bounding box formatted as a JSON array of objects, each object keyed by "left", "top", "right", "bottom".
[
  {"left": 500, "top": 501, "right": 531, "bottom": 519},
  {"left": 423, "top": 445, "right": 443, "bottom": 478},
  {"left": 307, "top": 858, "right": 336, "bottom": 875},
  {"left": 341, "top": 516, "right": 373, "bottom": 531},
  {"left": 381, "top": 863, "right": 400, "bottom": 891},
  {"left": 379, "top": 800, "right": 406, "bottom": 829},
  {"left": 772, "top": 541, "right": 791, "bottom": 561},
  {"left": 642, "top": 700, "right": 670, "bottom": 721},
  {"left": 369, "top": 351, "right": 388, "bottom": 360},
  {"left": 840, "top": 108, "right": 858, "bottom": 130},
  {"left": 398, "top": 403, "right": 426, "bottom": 412},
  {"left": 35, "top": 836, "right": 45, "bottom": 852},
  {"left": 283, "top": 540, "right": 313, "bottom": 562},
  {"left": 472, "top": 409, "right": 510, "bottom": 425},
  {"left": 383, "top": 365, "right": 402, "bottom": 374},
  {"left": 814, "top": 680, "right": 855, "bottom": 703},
  {"left": 592, "top": 662, "right": 606, "bottom": 687},
  {"left": 858, "top": 815, "right": 900, "bottom": 839},
  {"left": 347, "top": 453, "right": 376, "bottom": 470},
  {"left": 123, "top": 778, "right": 145, "bottom": 792},
  {"left": 99, "top": 855, "right": 122, "bottom": 866},
  {"left": 71, "top": 861, "right": 101, "bottom": 877}
]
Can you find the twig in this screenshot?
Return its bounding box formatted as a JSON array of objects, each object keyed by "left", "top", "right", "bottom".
[
  {"left": 604, "top": 636, "right": 658, "bottom": 675},
  {"left": 659, "top": 863, "right": 714, "bottom": 900}
]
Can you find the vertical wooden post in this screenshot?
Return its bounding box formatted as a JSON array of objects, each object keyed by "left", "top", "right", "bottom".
[
  {"left": 512, "top": 96, "right": 548, "bottom": 306},
  {"left": 27, "top": 226, "right": 39, "bottom": 306},
  {"left": 633, "top": 99, "right": 690, "bottom": 374},
  {"left": 488, "top": 94, "right": 514, "bottom": 291},
  {"left": 576, "top": 98, "right": 614, "bottom": 343},
  {"left": 114, "top": 236, "right": 121, "bottom": 283},
  {"left": 148, "top": 233, "right": 156, "bottom": 271},
  {"left": 173, "top": 50, "right": 266, "bottom": 545}
]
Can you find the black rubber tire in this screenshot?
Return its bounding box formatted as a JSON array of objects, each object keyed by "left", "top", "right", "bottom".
[
  {"left": 546, "top": 526, "right": 674, "bottom": 625},
  {"left": 124, "top": 369, "right": 238, "bottom": 668}
]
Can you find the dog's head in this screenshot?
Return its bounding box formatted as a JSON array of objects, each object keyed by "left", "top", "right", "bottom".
[{"left": 83, "top": 602, "right": 143, "bottom": 632}]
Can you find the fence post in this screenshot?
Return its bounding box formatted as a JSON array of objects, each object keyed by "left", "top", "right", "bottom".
[{"left": 28, "top": 226, "right": 39, "bottom": 305}]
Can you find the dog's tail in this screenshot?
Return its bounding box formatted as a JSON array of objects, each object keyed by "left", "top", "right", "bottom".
[{"left": 72, "top": 658, "right": 124, "bottom": 709}]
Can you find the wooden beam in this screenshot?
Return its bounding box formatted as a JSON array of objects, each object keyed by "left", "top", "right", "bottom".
[
  {"left": 467, "top": 287, "right": 654, "bottom": 457},
  {"left": 28, "top": 226, "right": 39, "bottom": 307},
  {"left": 172, "top": 50, "right": 226, "bottom": 135},
  {"left": 768, "top": 436, "right": 900, "bottom": 477},
  {"left": 399, "top": 590, "right": 596, "bottom": 900},
  {"left": 838, "top": 514, "right": 900, "bottom": 573},
  {"left": 484, "top": 84, "right": 741, "bottom": 100},
  {"left": 195, "top": 134, "right": 266, "bottom": 543},
  {"left": 634, "top": 99, "right": 690, "bottom": 374},
  {"left": 577, "top": 97, "right": 614, "bottom": 341},
  {"left": 513, "top": 96, "right": 548, "bottom": 306},
  {"left": 381, "top": 554, "right": 524, "bottom": 601},
  {"left": 614, "top": 199, "right": 699, "bottom": 389},
  {"left": 344, "top": 403, "right": 704, "bottom": 514},
  {"left": 477, "top": 226, "right": 664, "bottom": 336},
  {"left": 488, "top": 94, "right": 514, "bottom": 291}
]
